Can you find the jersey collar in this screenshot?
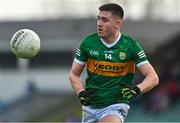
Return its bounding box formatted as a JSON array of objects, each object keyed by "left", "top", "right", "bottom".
[{"left": 100, "top": 32, "right": 121, "bottom": 48}]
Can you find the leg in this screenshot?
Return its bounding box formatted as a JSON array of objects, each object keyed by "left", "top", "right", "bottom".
[
  {"left": 98, "top": 114, "right": 122, "bottom": 123},
  {"left": 82, "top": 106, "right": 97, "bottom": 123},
  {"left": 96, "top": 103, "right": 130, "bottom": 123}
]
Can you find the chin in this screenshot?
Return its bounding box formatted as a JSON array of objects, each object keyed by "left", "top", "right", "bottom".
[{"left": 98, "top": 32, "right": 104, "bottom": 38}]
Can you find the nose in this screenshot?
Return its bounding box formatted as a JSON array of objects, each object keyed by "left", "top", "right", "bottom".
[{"left": 97, "top": 19, "right": 102, "bottom": 27}]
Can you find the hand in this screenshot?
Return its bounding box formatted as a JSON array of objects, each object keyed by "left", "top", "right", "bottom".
[
  {"left": 122, "top": 85, "right": 141, "bottom": 100},
  {"left": 78, "top": 90, "right": 91, "bottom": 106}
]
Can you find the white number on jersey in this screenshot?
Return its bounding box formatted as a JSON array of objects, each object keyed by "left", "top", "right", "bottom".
[{"left": 105, "top": 53, "right": 112, "bottom": 60}]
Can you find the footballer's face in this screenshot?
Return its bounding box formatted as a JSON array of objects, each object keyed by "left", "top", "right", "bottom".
[{"left": 97, "top": 11, "right": 121, "bottom": 40}]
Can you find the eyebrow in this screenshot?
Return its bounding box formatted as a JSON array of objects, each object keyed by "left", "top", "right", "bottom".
[{"left": 97, "top": 15, "right": 111, "bottom": 20}]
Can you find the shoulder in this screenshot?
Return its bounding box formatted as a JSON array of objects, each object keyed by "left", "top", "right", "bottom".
[
  {"left": 121, "top": 32, "right": 142, "bottom": 47},
  {"left": 80, "top": 33, "right": 99, "bottom": 46},
  {"left": 83, "top": 33, "right": 99, "bottom": 42},
  {"left": 121, "top": 33, "right": 136, "bottom": 43}
]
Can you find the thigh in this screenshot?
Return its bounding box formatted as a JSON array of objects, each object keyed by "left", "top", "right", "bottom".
[
  {"left": 82, "top": 106, "right": 97, "bottom": 123},
  {"left": 97, "top": 103, "right": 130, "bottom": 123},
  {"left": 98, "top": 114, "right": 122, "bottom": 123}
]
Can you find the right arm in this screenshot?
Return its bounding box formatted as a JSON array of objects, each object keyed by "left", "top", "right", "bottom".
[{"left": 69, "top": 61, "right": 86, "bottom": 95}]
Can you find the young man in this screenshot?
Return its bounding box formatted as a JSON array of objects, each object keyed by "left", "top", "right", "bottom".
[{"left": 69, "top": 3, "right": 159, "bottom": 123}]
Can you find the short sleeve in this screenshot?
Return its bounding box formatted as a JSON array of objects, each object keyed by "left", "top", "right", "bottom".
[
  {"left": 74, "top": 40, "right": 87, "bottom": 65},
  {"left": 133, "top": 41, "right": 148, "bottom": 67}
]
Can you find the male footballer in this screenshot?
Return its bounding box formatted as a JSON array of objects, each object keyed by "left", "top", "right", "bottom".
[{"left": 69, "top": 3, "right": 159, "bottom": 123}]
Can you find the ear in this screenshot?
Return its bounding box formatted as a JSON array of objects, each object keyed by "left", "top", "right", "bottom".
[{"left": 115, "top": 19, "right": 122, "bottom": 29}]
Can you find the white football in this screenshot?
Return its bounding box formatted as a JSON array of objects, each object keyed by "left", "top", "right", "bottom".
[{"left": 10, "top": 29, "right": 40, "bottom": 59}]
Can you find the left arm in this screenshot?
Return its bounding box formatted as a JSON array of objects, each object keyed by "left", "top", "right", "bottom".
[
  {"left": 137, "top": 62, "right": 159, "bottom": 93},
  {"left": 121, "top": 41, "right": 159, "bottom": 99}
]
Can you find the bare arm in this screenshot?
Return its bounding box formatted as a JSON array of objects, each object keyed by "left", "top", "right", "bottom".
[
  {"left": 69, "top": 61, "right": 86, "bottom": 94},
  {"left": 137, "top": 62, "right": 159, "bottom": 93}
]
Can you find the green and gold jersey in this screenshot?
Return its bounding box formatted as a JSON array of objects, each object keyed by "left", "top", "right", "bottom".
[{"left": 74, "top": 32, "right": 148, "bottom": 109}]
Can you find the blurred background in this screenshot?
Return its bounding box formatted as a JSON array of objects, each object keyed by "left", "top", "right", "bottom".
[{"left": 0, "top": 0, "right": 180, "bottom": 122}]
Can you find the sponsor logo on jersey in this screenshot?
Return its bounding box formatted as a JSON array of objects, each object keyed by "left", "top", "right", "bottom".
[
  {"left": 90, "top": 50, "right": 99, "bottom": 56},
  {"left": 119, "top": 52, "right": 126, "bottom": 60},
  {"left": 87, "top": 59, "right": 135, "bottom": 76},
  {"left": 104, "top": 50, "right": 113, "bottom": 53}
]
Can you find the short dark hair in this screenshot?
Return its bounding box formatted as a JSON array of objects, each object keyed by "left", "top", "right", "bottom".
[{"left": 99, "top": 3, "right": 124, "bottom": 19}]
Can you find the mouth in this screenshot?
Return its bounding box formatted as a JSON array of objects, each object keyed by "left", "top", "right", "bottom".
[{"left": 98, "top": 28, "right": 103, "bottom": 33}]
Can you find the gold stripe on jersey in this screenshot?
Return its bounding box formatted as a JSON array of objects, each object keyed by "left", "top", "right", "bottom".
[{"left": 87, "top": 59, "right": 135, "bottom": 77}]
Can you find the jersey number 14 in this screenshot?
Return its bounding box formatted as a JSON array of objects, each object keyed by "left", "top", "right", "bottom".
[{"left": 105, "top": 53, "right": 112, "bottom": 60}]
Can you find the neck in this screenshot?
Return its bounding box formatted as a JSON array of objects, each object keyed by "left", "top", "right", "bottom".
[{"left": 103, "top": 31, "right": 119, "bottom": 44}]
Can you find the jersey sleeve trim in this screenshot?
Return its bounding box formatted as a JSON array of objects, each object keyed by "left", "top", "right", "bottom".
[
  {"left": 74, "top": 58, "right": 86, "bottom": 65},
  {"left": 136, "top": 60, "right": 149, "bottom": 67}
]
